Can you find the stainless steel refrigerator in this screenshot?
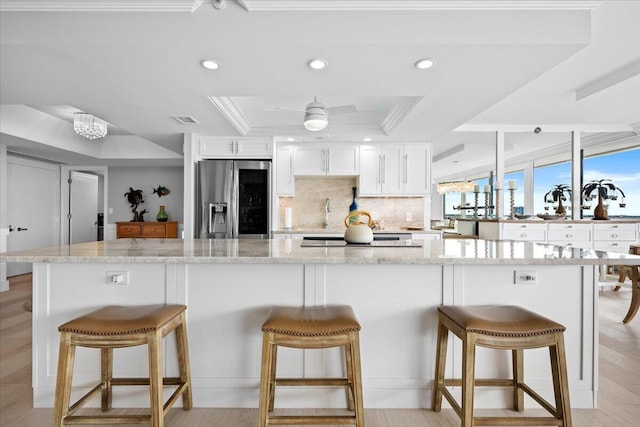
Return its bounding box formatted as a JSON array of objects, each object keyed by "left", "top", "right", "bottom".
[{"left": 196, "top": 160, "right": 271, "bottom": 239}]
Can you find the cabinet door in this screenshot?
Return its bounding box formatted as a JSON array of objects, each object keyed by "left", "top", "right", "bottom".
[
  {"left": 380, "top": 144, "right": 403, "bottom": 194},
  {"left": 294, "top": 146, "right": 326, "bottom": 175},
  {"left": 237, "top": 139, "right": 272, "bottom": 157},
  {"left": 358, "top": 146, "right": 381, "bottom": 195},
  {"left": 326, "top": 144, "right": 359, "bottom": 175},
  {"left": 403, "top": 144, "right": 431, "bottom": 195},
  {"left": 276, "top": 145, "right": 295, "bottom": 196},
  {"left": 199, "top": 137, "right": 235, "bottom": 157}
]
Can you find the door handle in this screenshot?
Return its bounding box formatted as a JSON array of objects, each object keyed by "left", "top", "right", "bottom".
[{"left": 17, "top": 227, "right": 29, "bottom": 231}]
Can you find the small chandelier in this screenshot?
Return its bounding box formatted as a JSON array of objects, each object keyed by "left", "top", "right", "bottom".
[
  {"left": 437, "top": 181, "right": 476, "bottom": 194},
  {"left": 73, "top": 113, "right": 107, "bottom": 139}
]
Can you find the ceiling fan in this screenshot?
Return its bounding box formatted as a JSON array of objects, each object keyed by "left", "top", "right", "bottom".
[{"left": 275, "top": 97, "right": 357, "bottom": 131}]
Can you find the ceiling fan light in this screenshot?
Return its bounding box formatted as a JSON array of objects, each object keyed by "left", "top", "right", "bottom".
[{"left": 304, "top": 117, "right": 328, "bottom": 131}]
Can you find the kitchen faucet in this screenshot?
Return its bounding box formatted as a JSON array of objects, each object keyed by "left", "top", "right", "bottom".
[{"left": 323, "top": 198, "right": 331, "bottom": 228}]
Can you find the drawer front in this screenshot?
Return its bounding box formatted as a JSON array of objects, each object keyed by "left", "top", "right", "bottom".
[
  {"left": 593, "top": 229, "right": 636, "bottom": 242},
  {"left": 117, "top": 224, "right": 142, "bottom": 238},
  {"left": 592, "top": 223, "right": 636, "bottom": 232},
  {"left": 502, "top": 228, "right": 546, "bottom": 242},
  {"left": 547, "top": 229, "right": 591, "bottom": 242},
  {"left": 593, "top": 241, "right": 632, "bottom": 254},
  {"left": 502, "top": 223, "right": 546, "bottom": 242},
  {"left": 547, "top": 240, "right": 592, "bottom": 249},
  {"left": 142, "top": 224, "right": 167, "bottom": 237},
  {"left": 547, "top": 223, "right": 592, "bottom": 232}
]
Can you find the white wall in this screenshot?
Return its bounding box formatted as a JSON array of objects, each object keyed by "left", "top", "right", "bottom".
[{"left": 108, "top": 167, "right": 184, "bottom": 224}]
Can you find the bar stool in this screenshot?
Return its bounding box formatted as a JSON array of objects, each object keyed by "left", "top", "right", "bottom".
[
  {"left": 258, "top": 305, "right": 364, "bottom": 426},
  {"left": 432, "top": 305, "right": 571, "bottom": 427},
  {"left": 615, "top": 244, "right": 640, "bottom": 323},
  {"left": 52, "top": 305, "right": 192, "bottom": 427}
]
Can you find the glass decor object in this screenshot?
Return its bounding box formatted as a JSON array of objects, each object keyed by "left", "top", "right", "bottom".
[
  {"left": 156, "top": 205, "right": 168, "bottom": 222},
  {"left": 348, "top": 187, "right": 359, "bottom": 225},
  {"left": 73, "top": 113, "right": 107, "bottom": 139}
]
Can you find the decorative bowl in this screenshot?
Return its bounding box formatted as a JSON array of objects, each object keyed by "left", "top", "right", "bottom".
[
  {"left": 514, "top": 215, "right": 532, "bottom": 220},
  {"left": 537, "top": 214, "right": 566, "bottom": 220}
]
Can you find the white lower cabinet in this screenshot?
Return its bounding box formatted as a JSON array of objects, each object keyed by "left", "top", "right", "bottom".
[
  {"left": 592, "top": 223, "right": 637, "bottom": 253},
  {"left": 547, "top": 223, "right": 592, "bottom": 249},
  {"left": 488, "top": 221, "right": 639, "bottom": 253}
]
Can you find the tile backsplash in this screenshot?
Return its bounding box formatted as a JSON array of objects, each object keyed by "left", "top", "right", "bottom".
[{"left": 278, "top": 177, "right": 426, "bottom": 230}]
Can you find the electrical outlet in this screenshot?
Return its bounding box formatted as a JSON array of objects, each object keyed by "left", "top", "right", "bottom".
[
  {"left": 106, "top": 271, "right": 129, "bottom": 285},
  {"left": 108, "top": 207, "right": 113, "bottom": 215},
  {"left": 514, "top": 270, "right": 536, "bottom": 285},
  {"left": 405, "top": 212, "right": 412, "bottom": 222}
]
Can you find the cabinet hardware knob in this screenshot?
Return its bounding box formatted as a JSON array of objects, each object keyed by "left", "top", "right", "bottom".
[
  {"left": 520, "top": 233, "right": 527, "bottom": 237},
  {"left": 566, "top": 234, "right": 572, "bottom": 238},
  {"left": 612, "top": 234, "right": 618, "bottom": 238}
]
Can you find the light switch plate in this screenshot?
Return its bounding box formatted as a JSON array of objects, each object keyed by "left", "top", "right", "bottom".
[
  {"left": 514, "top": 270, "right": 536, "bottom": 285},
  {"left": 106, "top": 271, "right": 129, "bottom": 285}
]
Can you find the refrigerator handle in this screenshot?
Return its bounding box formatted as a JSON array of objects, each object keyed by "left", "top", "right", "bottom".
[{"left": 231, "top": 165, "right": 239, "bottom": 238}]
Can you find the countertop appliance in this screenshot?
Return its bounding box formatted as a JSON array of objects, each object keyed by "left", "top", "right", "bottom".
[{"left": 196, "top": 160, "right": 271, "bottom": 239}]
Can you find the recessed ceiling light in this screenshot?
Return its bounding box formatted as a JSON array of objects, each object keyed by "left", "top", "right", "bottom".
[
  {"left": 414, "top": 58, "right": 435, "bottom": 69},
  {"left": 201, "top": 60, "right": 220, "bottom": 70},
  {"left": 286, "top": 137, "right": 295, "bottom": 142},
  {"left": 362, "top": 137, "right": 372, "bottom": 142},
  {"left": 307, "top": 59, "right": 327, "bottom": 70}
]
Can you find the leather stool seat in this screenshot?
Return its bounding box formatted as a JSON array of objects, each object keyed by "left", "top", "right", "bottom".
[
  {"left": 258, "top": 305, "right": 364, "bottom": 426},
  {"left": 53, "top": 305, "right": 192, "bottom": 427},
  {"left": 433, "top": 305, "right": 572, "bottom": 427}
]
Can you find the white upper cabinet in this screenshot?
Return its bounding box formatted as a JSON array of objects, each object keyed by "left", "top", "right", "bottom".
[
  {"left": 275, "top": 145, "right": 294, "bottom": 196},
  {"left": 199, "top": 137, "right": 273, "bottom": 158},
  {"left": 359, "top": 143, "right": 431, "bottom": 196},
  {"left": 293, "top": 143, "right": 359, "bottom": 176},
  {"left": 403, "top": 144, "right": 431, "bottom": 195}
]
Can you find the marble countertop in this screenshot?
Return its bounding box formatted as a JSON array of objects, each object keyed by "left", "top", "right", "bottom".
[
  {"left": 273, "top": 228, "right": 441, "bottom": 234},
  {"left": 2, "top": 238, "right": 639, "bottom": 266}
]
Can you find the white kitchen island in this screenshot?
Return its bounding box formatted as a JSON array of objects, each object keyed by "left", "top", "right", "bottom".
[{"left": 2, "top": 238, "right": 639, "bottom": 411}]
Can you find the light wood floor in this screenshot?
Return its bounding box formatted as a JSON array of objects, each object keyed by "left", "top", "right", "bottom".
[{"left": 1, "top": 274, "right": 639, "bottom": 426}]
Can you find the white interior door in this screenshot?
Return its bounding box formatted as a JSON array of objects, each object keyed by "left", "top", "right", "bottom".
[
  {"left": 69, "top": 171, "right": 98, "bottom": 244},
  {"left": 6, "top": 156, "right": 60, "bottom": 277}
]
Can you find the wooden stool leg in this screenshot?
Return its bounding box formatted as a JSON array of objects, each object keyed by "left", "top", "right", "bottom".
[
  {"left": 550, "top": 333, "right": 572, "bottom": 427},
  {"left": 175, "top": 314, "right": 193, "bottom": 409},
  {"left": 258, "top": 332, "right": 274, "bottom": 427},
  {"left": 512, "top": 349, "right": 524, "bottom": 411},
  {"left": 432, "top": 318, "right": 449, "bottom": 412},
  {"left": 52, "top": 332, "right": 75, "bottom": 427},
  {"left": 148, "top": 331, "right": 164, "bottom": 427},
  {"left": 348, "top": 331, "right": 365, "bottom": 427},
  {"left": 101, "top": 347, "right": 113, "bottom": 411},
  {"left": 345, "top": 343, "right": 355, "bottom": 411},
  {"left": 268, "top": 343, "right": 278, "bottom": 412},
  {"left": 461, "top": 334, "right": 476, "bottom": 427},
  {"left": 623, "top": 266, "right": 639, "bottom": 324}
]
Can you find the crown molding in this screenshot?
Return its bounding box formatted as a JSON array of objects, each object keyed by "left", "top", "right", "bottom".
[
  {"left": 208, "top": 96, "right": 251, "bottom": 136},
  {"left": 238, "top": 1, "right": 602, "bottom": 12},
  {"left": 381, "top": 96, "right": 423, "bottom": 136},
  {"left": 0, "top": 1, "right": 205, "bottom": 12}
]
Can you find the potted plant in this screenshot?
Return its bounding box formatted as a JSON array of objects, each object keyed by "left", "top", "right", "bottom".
[
  {"left": 581, "top": 179, "right": 625, "bottom": 220},
  {"left": 544, "top": 184, "right": 571, "bottom": 215}
]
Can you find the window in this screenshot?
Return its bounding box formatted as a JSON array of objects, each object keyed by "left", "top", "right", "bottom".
[
  {"left": 583, "top": 147, "right": 640, "bottom": 218},
  {"left": 503, "top": 171, "right": 524, "bottom": 217},
  {"left": 533, "top": 162, "right": 571, "bottom": 215}
]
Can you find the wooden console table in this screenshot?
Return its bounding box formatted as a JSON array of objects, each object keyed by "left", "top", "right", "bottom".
[{"left": 115, "top": 221, "right": 178, "bottom": 239}]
